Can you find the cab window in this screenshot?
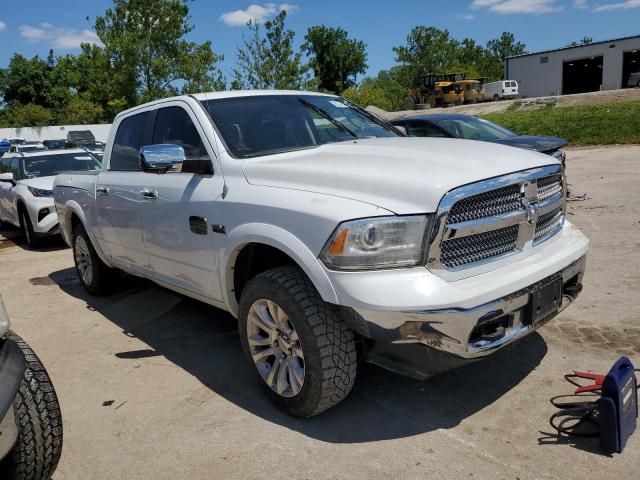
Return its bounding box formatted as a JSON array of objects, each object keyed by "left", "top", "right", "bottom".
[
  {"left": 110, "top": 111, "right": 150, "bottom": 171},
  {"left": 152, "top": 106, "right": 209, "bottom": 160},
  {"left": 9, "top": 158, "right": 21, "bottom": 179}
]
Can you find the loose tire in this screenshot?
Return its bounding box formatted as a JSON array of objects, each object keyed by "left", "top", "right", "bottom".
[
  {"left": 18, "top": 209, "right": 38, "bottom": 249},
  {"left": 72, "top": 223, "right": 118, "bottom": 295},
  {"left": 403, "top": 96, "right": 416, "bottom": 111},
  {"left": 238, "top": 266, "right": 357, "bottom": 417},
  {"left": 0, "top": 333, "right": 63, "bottom": 480}
]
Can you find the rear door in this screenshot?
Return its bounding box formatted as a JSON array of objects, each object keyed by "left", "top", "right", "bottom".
[
  {"left": 139, "top": 102, "right": 225, "bottom": 300},
  {"left": 95, "top": 111, "right": 151, "bottom": 274},
  {"left": 0, "top": 157, "right": 15, "bottom": 222}
]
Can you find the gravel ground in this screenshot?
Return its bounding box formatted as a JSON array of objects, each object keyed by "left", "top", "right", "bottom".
[
  {"left": 369, "top": 87, "right": 640, "bottom": 120},
  {"left": 0, "top": 145, "right": 639, "bottom": 479}
]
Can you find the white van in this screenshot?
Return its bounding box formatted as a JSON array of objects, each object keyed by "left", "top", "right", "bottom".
[{"left": 484, "top": 80, "right": 519, "bottom": 101}]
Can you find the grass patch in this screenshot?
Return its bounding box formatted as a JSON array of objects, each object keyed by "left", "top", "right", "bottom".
[
  {"left": 505, "top": 100, "right": 522, "bottom": 112},
  {"left": 482, "top": 100, "right": 640, "bottom": 145}
]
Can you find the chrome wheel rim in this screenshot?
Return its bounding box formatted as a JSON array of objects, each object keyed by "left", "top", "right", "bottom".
[
  {"left": 74, "top": 236, "right": 93, "bottom": 286},
  {"left": 247, "top": 299, "right": 305, "bottom": 397}
]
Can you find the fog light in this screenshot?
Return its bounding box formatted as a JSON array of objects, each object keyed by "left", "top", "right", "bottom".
[{"left": 38, "top": 208, "right": 50, "bottom": 222}]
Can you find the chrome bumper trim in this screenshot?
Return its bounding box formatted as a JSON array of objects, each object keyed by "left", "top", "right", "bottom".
[{"left": 354, "top": 255, "right": 586, "bottom": 359}]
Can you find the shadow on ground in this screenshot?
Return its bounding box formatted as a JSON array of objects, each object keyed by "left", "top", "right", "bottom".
[
  {"left": 0, "top": 225, "right": 68, "bottom": 252},
  {"left": 47, "top": 266, "right": 548, "bottom": 444}
]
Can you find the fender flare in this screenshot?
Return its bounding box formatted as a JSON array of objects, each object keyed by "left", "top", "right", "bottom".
[
  {"left": 62, "top": 201, "right": 113, "bottom": 268},
  {"left": 222, "top": 223, "right": 339, "bottom": 316}
]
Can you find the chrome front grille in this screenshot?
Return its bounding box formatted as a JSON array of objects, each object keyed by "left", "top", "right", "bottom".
[
  {"left": 536, "top": 174, "right": 563, "bottom": 202},
  {"left": 534, "top": 207, "right": 563, "bottom": 242},
  {"left": 440, "top": 225, "right": 519, "bottom": 269},
  {"left": 447, "top": 184, "right": 521, "bottom": 224},
  {"left": 428, "top": 166, "right": 566, "bottom": 276}
]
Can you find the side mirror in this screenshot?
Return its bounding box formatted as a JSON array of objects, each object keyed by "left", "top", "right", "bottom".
[
  {"left": 0, "top": 172, "right": 15, "bottom": 185},
  {"left": 394, "top": 125, "right": 407, "bottom": 136},
  {"left": 139, "top": 144, "right": 186, "bottom": 174}
]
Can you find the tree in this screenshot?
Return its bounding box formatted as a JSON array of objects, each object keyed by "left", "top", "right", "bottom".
[
  {"left": 302, "top": 26, "right": 367, "bottom": 94},
  {"left": 0, "top": 103, "right": 53, "bottom": 128},
  {"left": 94, "top": 0, "right": 225, "bottom": 105},
  {"left": 566, "top": 36, "right": 594, "bottom": 47},
  {"left": 484, "top": 32, "right": 527, "bottom": 80},
  {"left": 392, "top": 27, "right": 460, "bottom": 87},
  {"left": 234, "top": 11, "right": 307, "bottom": 90},
  {"left": 0, "top": 54, "right": 52, "bottom": 105}
]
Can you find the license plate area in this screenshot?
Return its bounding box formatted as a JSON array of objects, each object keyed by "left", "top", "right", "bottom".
[{"left": 526, "top": 276, "right": 563, "bottom": 325}]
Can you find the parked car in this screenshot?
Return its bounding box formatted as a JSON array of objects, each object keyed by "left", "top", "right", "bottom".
[
  {"left": 484, "top": 80, "right": 519, "bottom": 101},
  {"left": 53, "top": 91, "right": 588, "bottom": 417},
  {"left": 7, "top": 142, "right": 47, "bottom": 154},
  {"left": 391, "top": 114, "right": 567, "bottom": 167},
  {"left": 0, "top": 141, "right": 10, "bottom": 158},
  {"left": 0, "top": 295, "right": 63, "bottom": 479},
  {"left": 628, "top": 71, "right": 640, "bottom": 88},
  {"left": 0, "top": 150, "right": 102, "bottom": 247},
  {"left": 42, "top": 139, "right": 71, "bottom": 150}
]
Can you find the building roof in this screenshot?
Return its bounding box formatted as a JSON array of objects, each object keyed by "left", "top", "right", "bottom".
[{"left": 505, "top": 33, "right": 640, "bottom": 60}]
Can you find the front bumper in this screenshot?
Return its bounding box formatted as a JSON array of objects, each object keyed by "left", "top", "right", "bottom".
[
  {"left": 26, "top": 198, "right": 59, "bottom": 236},
  {"left": 0, "top": 338, "right": 26, "bottom": 460}
]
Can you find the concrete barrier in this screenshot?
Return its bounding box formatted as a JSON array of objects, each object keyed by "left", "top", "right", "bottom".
[{"left": 0, "top": 124, "right": 112, "bottom": 143}]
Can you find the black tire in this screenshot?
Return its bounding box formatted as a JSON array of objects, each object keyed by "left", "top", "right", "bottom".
[
  {"left": 0, "top": 333, "right": 63, "bottom": 480},
  {"left": 238, "top": 266, "right": 357, "bottom": 417},
  {"left": 403, "top": 96, "right": 417, "bottom": 111},
  {"left": 72, "top": 223, "right": 118, "bottom": 295},
  {"left": 18, "top": 208, "right": 39, "bottom": 249},
  {"left": 493, "top": 94, "right": 500, "bottom": 101}
]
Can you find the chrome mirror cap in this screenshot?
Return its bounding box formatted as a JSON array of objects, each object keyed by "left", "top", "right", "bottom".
[{"left": 139, "top": 144, "right": 186, "bottom": 173}]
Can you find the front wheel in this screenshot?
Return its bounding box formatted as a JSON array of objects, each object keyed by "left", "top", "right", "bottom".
[
  {"left": 0, "top": 333, "right": 63, "bottom": 480},
  {"left": 238, "top": 267, "right": 357, "bottom": 417},
  {"left": 18, "top": 209, "right": 39, "bottom": 249},
  {"left": 72, "top": 223, "right": 118, "bottom": 295}
]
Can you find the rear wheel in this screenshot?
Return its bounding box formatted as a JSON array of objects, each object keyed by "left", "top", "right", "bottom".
[
  {"left": 18, "top": 208, "right": 39, "bottom": 249},
  {"left": 72, "top": 223, "right": 118, "bottom": 295},
  {"left": 493, "top": 94, "right": 500, "bottom": 101},
  {"left": 238, "top": 266, "right": 357, "bottom": 417},
  {"left": 0, "top": 333, "right": 63, "bottom": 480}
]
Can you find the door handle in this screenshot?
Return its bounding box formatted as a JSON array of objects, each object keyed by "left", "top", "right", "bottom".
[
  {"left": 96, "top": 186, "right": 110, "bottom": 195},
  {"left": 140, "top": 189, "right": 158, "bottom": 199}
]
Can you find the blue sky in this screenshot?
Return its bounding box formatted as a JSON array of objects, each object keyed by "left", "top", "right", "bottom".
[{"left": 0, "top": 0, "right": 638, "bottom": 80}]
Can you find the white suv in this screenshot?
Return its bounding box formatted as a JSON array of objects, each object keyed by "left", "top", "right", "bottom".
[{"left": 0, "top": 150, "right": 102, "bottom": 247}]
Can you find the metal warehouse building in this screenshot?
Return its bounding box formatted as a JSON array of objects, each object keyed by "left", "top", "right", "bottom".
[{"left": 504, "top": 34, "right": 640, "bottom": 98}]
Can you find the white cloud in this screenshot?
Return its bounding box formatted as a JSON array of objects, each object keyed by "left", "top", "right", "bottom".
[
  {"left": 593, "top": 0, "right": 640, "bottom": 11},
  {"left": 471, "top": 0, "right": 562, "bottom": 14},
  {"left": 0, "top": 20, "right": 6, "bottom": 32},
  {"left": 219, "top": 3, "right": 298, "bottom": 27},
  {"left": 19, "top": 23, "right": 102, "bottom": 49},
  {"left": 573, "top": 0, "right": 589, "bottom": 8}
]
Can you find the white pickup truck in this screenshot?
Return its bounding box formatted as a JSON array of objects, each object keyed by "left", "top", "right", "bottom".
[{"left": 53, "top": 90, "right": 588, "bottom": 417}]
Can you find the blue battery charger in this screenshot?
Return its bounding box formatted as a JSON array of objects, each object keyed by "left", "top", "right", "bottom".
[{"left": 599, "top": 357, "right": 637, "bottom": 454}]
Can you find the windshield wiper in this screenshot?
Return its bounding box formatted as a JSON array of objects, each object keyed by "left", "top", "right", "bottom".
[
  {"left": 298, "top": 98, "right": 358, "bottom": 140},
  {"left": 340, "top": 98, "right": 403, "bottom": 135}
]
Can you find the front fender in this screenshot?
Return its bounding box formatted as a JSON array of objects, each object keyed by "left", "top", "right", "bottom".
[{"left": 222, "top": 223, "right": 339, "bottom": 316}]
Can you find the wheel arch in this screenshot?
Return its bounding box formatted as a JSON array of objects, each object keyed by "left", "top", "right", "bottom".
[
  {"left": 62, "top": 201, "right": 113, "bottom": 267},
  {"left": 222, "top": 223, "right": 339, "bottom": 317}
]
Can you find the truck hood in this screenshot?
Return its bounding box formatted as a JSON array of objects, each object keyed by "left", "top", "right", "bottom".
[
  {"left": 242, "top": 137, "right": 559, "bottom": 214},
  {"left": 18, "top": 176, "right": 55, "bottom": 190}
]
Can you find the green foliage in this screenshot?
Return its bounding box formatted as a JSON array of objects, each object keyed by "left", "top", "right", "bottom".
[
  {"left": 1, "top": 54, "right": 52, "bottom": 105},
  {"left": 505, "top": 100, "right": 522, "bottom": 112},
  {"left": 302, "top": 26, "right": 367, "bottom": 94},
  {"left": 566, "top": 37, "right": 594, "bottom": 47},
  {"left": 0, "top": 103, "right": 53, "bottom": 127},
  {"left": 483, "top": 101, "right": 640, "bottom": 145},
  {"left": 342, "top": 83, "right": 393, "bottom": 111},
  {"left": 55, "top": 96, "right": 104, "bottom": 125},
  {"left": 95, "top": 0, "right": 225, "bottom": 105},
  {"left": 234, "top": 11, "right": 307, "bottom": 90}
]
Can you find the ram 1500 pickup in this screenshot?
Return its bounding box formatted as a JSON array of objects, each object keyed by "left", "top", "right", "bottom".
[{"left": 53, "top": 91, "right": 588, "bottom": 417}]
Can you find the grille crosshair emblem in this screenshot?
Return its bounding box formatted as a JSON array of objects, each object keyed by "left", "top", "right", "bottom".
[{"left": 521, "top": 197, "right": 539, "bottom": 226}]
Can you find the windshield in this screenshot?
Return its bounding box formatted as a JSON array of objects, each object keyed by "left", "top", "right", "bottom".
[
  {"left": 22, "top": 153, "right": 102, "bottom": 178},
  {"left": 201, "top": 94, "right": 400, "bottom": 158},
  {"left": 432, "top": 116, "right": 516, "bottom": 141}
]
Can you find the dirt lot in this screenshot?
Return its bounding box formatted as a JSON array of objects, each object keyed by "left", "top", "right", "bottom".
[
  {"left": 1, "top": 145, "right": 639, "bottom": 479},
  {"left": 370, "top": 87, "right": 640, "bottom": 120}
]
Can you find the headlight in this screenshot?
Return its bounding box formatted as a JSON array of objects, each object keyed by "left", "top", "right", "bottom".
[
  {"left": 27, "top": 186, "right": 53, "bottom": 197},
  {"left": 320, "top": 215, "right": 431, "bottom": 270}
]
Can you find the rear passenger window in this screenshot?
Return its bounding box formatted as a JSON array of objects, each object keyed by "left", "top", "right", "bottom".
[
  {"left": 152, "top": 106, "right": 209, "bottom": 160},
  {"left": 406, "top": 122, "right": 448, "bottom": 138},
  {"left": 10, "top": 158, "right": 21, "bottom": 179},
  {"left": 110, "top": 111, "right": 150, "bottom": 171},
  {"left": 0, "top": 158, "right": 10, "bottom": 173}
]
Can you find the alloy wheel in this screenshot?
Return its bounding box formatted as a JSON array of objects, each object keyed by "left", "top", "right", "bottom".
[
  {"left": 246, "top": 299, "right": 305, "bottom": 397},
  {"left": 74, "top": 236, "right": 93, "bottom": 286}
]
